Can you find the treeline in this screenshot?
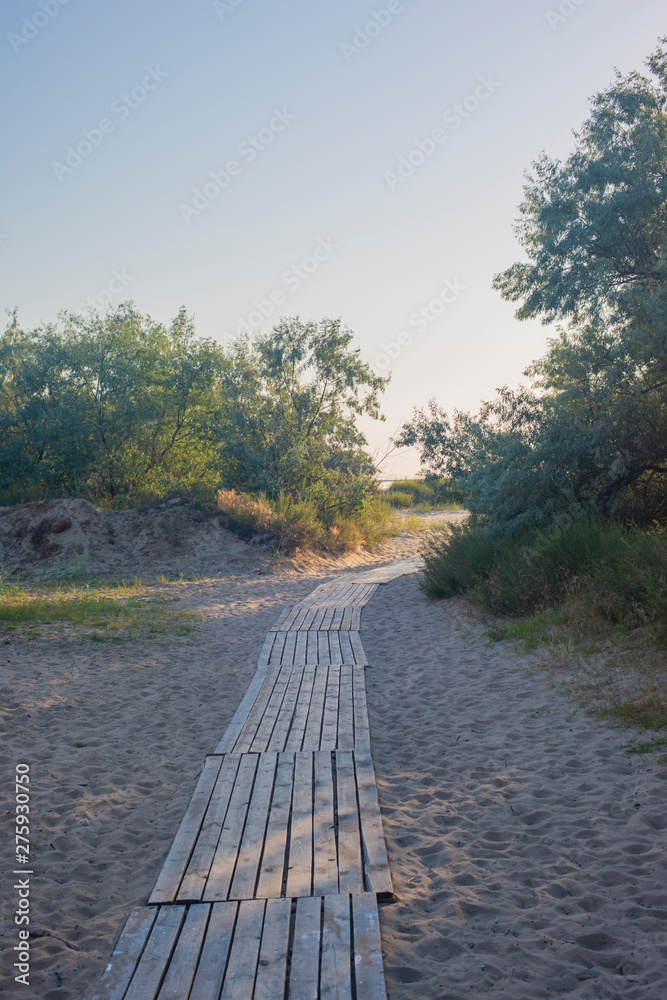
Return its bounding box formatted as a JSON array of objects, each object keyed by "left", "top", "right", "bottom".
[{"left": 0, "top": 309, "right": 388, "bottom": 539}]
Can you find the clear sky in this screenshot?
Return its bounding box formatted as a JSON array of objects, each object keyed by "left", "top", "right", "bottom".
[{"left": 1, "top": 0, "right": 665, "bottom": 477}]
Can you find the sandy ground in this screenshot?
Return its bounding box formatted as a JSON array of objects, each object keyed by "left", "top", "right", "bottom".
[
  {"left": 362, "top": 576, "right": 667, "bottom": 1000},
  {"left": 0, "top": 514, "right": 463, "bottom": 1000},
  {"left": 6, "top": 513, "right": 662, "bottom": 1000}
]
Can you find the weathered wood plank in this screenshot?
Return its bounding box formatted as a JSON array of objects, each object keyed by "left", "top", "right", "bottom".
[
  {"left": 157, "top": 904, "right": 209, "bottom": 1000},
  {"left": 354, "top": 750, "right": 393, "bottom": 899},
  {"left": 312, "top": 752, "right": 338, "bottom": 896},
  {"left": 351, "top": 894, "right": 388, "bottom": 1000},
  {"left": 178, "top": 755, "right": 242, "bottom": 903},
  {"left": 93, "top": 907, "right": 157, "bottom": 1000},
  {"left": 319, "top": 665, "right": 341, "bottom": 752},
  {"left": 285, "top": 752, "right": 313, "bottom": 898},
  {"left": 229, "top": 753, "right": 277, "bottom": 900},
  {"left": 349, "top": 632, "right": 367, "bottom": 666},
  {"left": 338, "top": 631, "right": 354, "bottom": 665},
  {"left": 252, "top": 897, "right": 291, "bottom": 1000},
  {"left": 150, "top": 757, "right": 222, "bottom": 905},
  {"left": 215, "top": 661, "right": 275, "bottom": 753},
  {"left": 352, "top": 669, "right": 371, "bottom": 750},
  {"left": 335, "top": 751, "right": 363, "bottom": 894},
  {"left": 230, "top": 662, "right": 284, "bottom": 753},
  {"left": 306, "top": 631, "right": 318, "bottom": 663},
  {"left": 283, "top": 664, "right": 316, "bottom": 753},
  {"left": 249, "top": 663, "right": 293, "bottom": 753},
  {"left": 317, "top": 630, "right": 331, "bottom": 665},
  {"left": 188, "top": 902, "right": 237, "bottom": 1000},
  {"left": 123, "top": 905, "right": 185, "bottom": 1000},
  {"left": 220, "top": 898, "right": 265, "bottom": 1000},
  {"left": 320, "top": 894, "right": 352, "bottom": 1000},
  {"left": 267, "top": 664, "right": 304, "bottom": 752},
  {"left": 295, "top": 630, "right": 308, "bottom": 665},
  {"left": 289, "top": 896, "right": 321, "bottom": 1000},
  {"left": 255, "top": 753, "right": 294, "bottom": 899},
  {"left": 302, "top": 665, "right": 328, "bottom": 750},
  {"left": 281, "top": 629, "right": 297, "bottom": 665},
  {"left": 204, "top": 754, "right": 258, "bottom": 902},
  {"left": 337, "top": 664, "right": 355, "bottom": 749}
]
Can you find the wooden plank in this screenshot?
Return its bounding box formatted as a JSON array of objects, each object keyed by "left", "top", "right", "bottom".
[
  {"left": 258, "top": 633, "right": 276, "bottom": 668},
  {"left": 321, "top": 608, "right": 335, "bottom": 631},
  {"left": 215, "top": 662, "right": 273, "bottom": 753},
  {"left": 351, "top": 894, "right": 388, "bottom": 1000},
  {"left": 337, "top": 664, "right": 355, "bottom": 749},
  {"left": 295, "top": 631, "right": 308, "bottom": 665},
  {"left": 270, "top": 631, "right": 287, "bottom": 664},
  {"left": 267, "top": 664, "right": 305, "bottom": 752},
  {"left": 320, "top": 895, "right": 352, "bottom": 1000},
  {"left": 338, "top": 632, "right": 354, "bottom": 665},
  {"left": 124, "top": 905, "right": 185, "bottom": 1000},
  {"left": 328, "top": 631, "right": 343, "bottom": 664},
  {"left": 355, "top": 751, "right": 393, "bottom": 899},
  {"left": 229, "top": 754, "right": 277, "bottom": 900},
  {"left": 285, "top": 752, "right": 313, "bottom": 898},
  {"left": 289, "top": 896, "right": 321, "bottom": 1000},
  {"left": 188, "top": 902, "right": 237, "bottom": 1000},
  {"left": 330, "top": 609, "right": 344, "bottom": 632},
  {"left": 281, "top": 630, "right": 297, "bottom": 666},
  {"left": 341, "top": 609, "right": 352, "bottom": 630},
  {"left": 320, "top": 665, "right": 341, "bottom": 752},
  {"left": 312, "top": 753, "right": 338, "bottom": 896},
  {"left": 305, "top": 631, "right": 318, "bottom": 663},
  {"left": 284, "top": 664, "right": 316, "bottom": 752},
  {"left": 352, "top": 669, "right": 371, "bottom": 750},
  {"left": 150, "top": 757, "right": 222, "bottom": 905},
  {"left": 178, "top": 755, "right": 242, "bottom": 903},
  {"left": 335, "top": 752, "right": 363, "bottom": 894},
  {"left": 255, "top": 753, "right": 294, "bottom": 899},
  {"left": 311, "top": 608, "right": 326, "bottom": 631},
  {"left": 351, "top": 608, "right": 362, "bottom": 630},
  {"left": 204, "top": 754, "right": 258, "bottom": 902},
  {"left": 157, "top": 904, "right": 210, "bottom": 1000},
  {"left": 220, "top": 898, "right": 265, "bottom": 1000},
  {"left": 349, "top": 632, "right": 367, "bottom": 667},
  {"left": 249, "top": 663, "right": 294, "bottom": 753},
  {"left": 93, "top": 907, "right": 157, "bottom": 1000},
  {"left": 302, "top": 665, "right": 328, "bottom": 750},
  {"left": 317, "top": 631, "right": 331, "bottom": 665},
  {"left": 252, "top": 897, "right": 291, "bottom": 1000},
  {"left": 229, "top": 662, "right": 284, "bottom": 753}
]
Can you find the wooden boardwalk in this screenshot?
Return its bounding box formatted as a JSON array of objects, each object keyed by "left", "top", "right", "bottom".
[{"left": 95, "top": 561, "right": 419, "bottom": 1000}]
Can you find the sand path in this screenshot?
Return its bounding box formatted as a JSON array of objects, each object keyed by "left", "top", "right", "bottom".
[{"left": 362, "top": 576, "right": 667, "bottom": 999}]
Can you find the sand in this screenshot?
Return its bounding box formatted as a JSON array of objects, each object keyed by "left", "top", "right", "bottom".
[
  {"left": 362, "top": 576, "right": 667, "bottom": 999},
  {"left": 3, "top": 522, "right": 664, "bottom": 999}
]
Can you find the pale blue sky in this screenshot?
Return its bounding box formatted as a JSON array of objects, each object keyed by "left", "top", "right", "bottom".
[{"left": 1, "top": 0, "right": 665, "bottom": 475}]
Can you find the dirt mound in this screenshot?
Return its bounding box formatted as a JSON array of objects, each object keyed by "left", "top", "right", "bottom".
[{"left": 0, "top": 498, "right": 267, "bottom": 580}]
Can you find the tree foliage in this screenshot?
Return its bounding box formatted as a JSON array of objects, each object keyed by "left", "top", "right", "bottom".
[
  {"left": 219, "top": 316, "right": 387, "bottom": 513},
  {"left": 0, "top": 307, "right": 387, "bottom": 512},
  {"left": 401, "top": 40, "right": 667, "bottom": 532}
]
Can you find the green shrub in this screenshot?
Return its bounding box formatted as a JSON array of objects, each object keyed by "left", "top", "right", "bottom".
[
  {"left": 421, "top": 515, "right": 667, "bottom": 644},
  {"left": 390, "top": 477, "right": 464, "bottom": 509},
  {"left": 383, "top": 491, "right": 414, "bottom": 508},
  {"left": 217, "top": 489, "right": 396, "bottom": 555}
]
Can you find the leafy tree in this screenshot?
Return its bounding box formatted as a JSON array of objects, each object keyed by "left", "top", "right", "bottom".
[
  {"left": 220, "top": 316, "right": 388, "bottom": 512},
  {"left": 402, "top": 40, "right": 667, "bottom": 532},
  {"left": 0, "top": 304, "right": 225, "bottom": 504}
]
